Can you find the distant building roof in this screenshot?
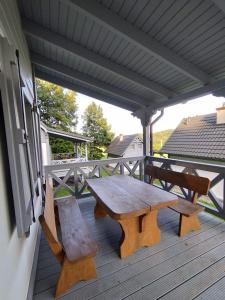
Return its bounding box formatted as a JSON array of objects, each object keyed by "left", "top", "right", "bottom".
[
  {"left": 40, "top": 122, "right": 93, "bottom": 143},
  {"left": 159, "top": 113, "right": 225, "bottom": 160},
  {"left": 107, "top": 134, "right": 142, "bottom": 157}
]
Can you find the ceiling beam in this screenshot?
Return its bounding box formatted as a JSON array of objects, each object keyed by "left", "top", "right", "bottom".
[
  {"left": 23, "top": 19, "right": 173, "bottom": 98},
  {"left": 62, "top": 0, "right": 211, "bottom": 84},
  {"left": 31, "top": 52, "right": 148, "bottom": 108},
  {"left": 212, "top": 0, "right": 225, "bottom": 14},
  {"left": 213, "top": 87, "right": 225, "bottom": 97},
  {"left": 134, "top": 78, "right": 225, "bottom": 118},
  {"left": 35, "top": 69, "right": 138, "bottom": 112}
]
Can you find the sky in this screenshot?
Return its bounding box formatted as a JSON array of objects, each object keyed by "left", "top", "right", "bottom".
[{"left": 76, "top": 93, "right": 225, "bottom": 136}]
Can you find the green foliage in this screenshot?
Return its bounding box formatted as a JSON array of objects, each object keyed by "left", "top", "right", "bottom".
[
  {"left": 82, "top": 102, "right": 114, "bottom": 160},
  {"left": 54, "top": 186, "right": 72, "bottom": 198},
  {"left": 49, "top": 137, "right": 74, "bottom": 154},
  {"left": 36, "top": 79, "right": 78, "bottom": 132},
  {"left": 37, "top": 79, "right": 79, "bottom": 154},
  {"left": 153, "top": 129, "right": 173, "bottom": 152}
]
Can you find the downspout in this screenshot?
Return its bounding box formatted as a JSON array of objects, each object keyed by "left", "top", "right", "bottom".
[{"left": 150, "top": 109, "right": 164, "bottom": 156}]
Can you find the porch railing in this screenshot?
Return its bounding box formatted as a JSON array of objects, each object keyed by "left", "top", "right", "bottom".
[
  {"left": 44, "top": 155, "right": 225, "bottom": 220},
  {"left": 147, "top": 156, "right": 225, "bottom": 220},
  {"left": 51, "top": 157, "right": 87, "bottom": 165},
  {"left": 44, "top": 156, "right": 145, "bottom": 199}
]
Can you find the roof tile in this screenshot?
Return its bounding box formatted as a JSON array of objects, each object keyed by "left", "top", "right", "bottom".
[{"left": 159, "top": 113, "right": 225, "bottom": 160}]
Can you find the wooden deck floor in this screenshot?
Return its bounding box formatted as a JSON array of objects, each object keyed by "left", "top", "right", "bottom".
[{"left": 34, "top": 197, "right": 225, "bottom": 300}]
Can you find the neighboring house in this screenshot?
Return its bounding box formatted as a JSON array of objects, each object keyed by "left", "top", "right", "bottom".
[
  {"left": 107, "top": 134, "right": 143, "bottom": 158},
  {"left": 40, "top": 122, "right": 92, "bottom": 165},
  {"left": 159, "top": 106, "right": 225, "bottom": 164}
]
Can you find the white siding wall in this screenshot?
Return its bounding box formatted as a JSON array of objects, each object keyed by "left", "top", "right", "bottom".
[
  {"left": 0, "top": 1, "right": 42, "bottom": 300},
  {"left": 123, "top": 140, "right": 143, "bottom": 157}
]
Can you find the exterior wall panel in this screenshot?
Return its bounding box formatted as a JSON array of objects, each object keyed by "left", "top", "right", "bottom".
[{"left": 0, "top": 1, "right": 42, "bottom": 299}]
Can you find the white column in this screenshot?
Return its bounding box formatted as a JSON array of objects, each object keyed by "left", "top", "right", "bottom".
[
  {"left": 140, "top": 111, "right": 152, "bottom": 156},
  {"left": 142, "top": 125, "right": 150, "bottom": 156},
  {"left": 85, "top": 143, "right": 88, "bottom": 161}
]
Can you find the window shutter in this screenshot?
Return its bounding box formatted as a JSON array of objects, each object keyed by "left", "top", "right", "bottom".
[{"left": 0, "top": 37, "right": 40, "bottom": 237}]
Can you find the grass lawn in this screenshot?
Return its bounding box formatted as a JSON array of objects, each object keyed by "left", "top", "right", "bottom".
[{"left": 54, "top": 186, "right": 72, "bottom": 198}]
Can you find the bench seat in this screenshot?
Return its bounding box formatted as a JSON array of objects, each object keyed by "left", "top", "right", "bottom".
[
  {"left": 39, "top": 182, "right": 97, "bottom": 298},
  {"left": 169, "top": 198, "right": 204, "bottom": 217},
  {"left": 56, "top": 197, "right": 98, "bottom": 262}
]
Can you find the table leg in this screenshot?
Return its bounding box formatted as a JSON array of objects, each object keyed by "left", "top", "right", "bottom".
[
  {"left": 94, "top": 200, "right": 107, "bottom": 219},
  {"left": 118, "top": 210, "right": 161, "bottom": 258}
]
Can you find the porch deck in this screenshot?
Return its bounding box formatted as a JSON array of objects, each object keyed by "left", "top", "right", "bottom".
[{"left": 34, "top": 197, "right": 225, "bottom": 300}]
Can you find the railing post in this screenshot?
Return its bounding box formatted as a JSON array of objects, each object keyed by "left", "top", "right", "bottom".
[
  {"left": 74, "top": 167, "right": 79, "bottom": 197},
  {"left": 144, "top": 156, "right": 150, "bottom": 183},
  {"left": 139, "top": 160, "right": 144, "bottom": 181},
  {"left": 120, "top": 163, "right": 124, "bottom": 175}
]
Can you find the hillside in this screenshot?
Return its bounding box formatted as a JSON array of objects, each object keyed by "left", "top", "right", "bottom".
[{"left": 153, "top": 129, "right": 173, "bottom": 152}]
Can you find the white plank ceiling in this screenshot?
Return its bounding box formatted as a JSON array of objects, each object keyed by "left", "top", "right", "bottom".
[{"left": 18, "top": 0, "right": 225, "bottom": 114}]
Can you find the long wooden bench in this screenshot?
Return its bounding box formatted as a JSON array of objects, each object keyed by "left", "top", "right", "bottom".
[
  {"left": 39, "top": 181, "right": 98, "bottom": 298},
  {"left": 145, "top": 165, "right": 210, "bottom": 237}
]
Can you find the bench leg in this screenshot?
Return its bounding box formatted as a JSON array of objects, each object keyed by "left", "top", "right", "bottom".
[
  {"left": 179, "top": 214, "right": 201, "bottom": 237},
  {"left": 118, "top": 210, "right": 161, "bottom": 258},
  {"left": 55, "top": 256, "right": 97, "bottom": 298},
  {"left": 94, "top": 200, "right": 107, "bottom": 219}
]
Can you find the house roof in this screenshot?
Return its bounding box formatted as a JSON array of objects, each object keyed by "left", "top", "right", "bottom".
[
  {"left": 159, "top": 113, "right": 225, "bottom": 160},
  {"left": 107, "top": 134, "right": 142, "bottom": 157},
  {"left": 18, "top": 0, "right": 225, "bottom": 115},
  {"left": 40, "top": 122, "right": 93, "bottom": 143}
]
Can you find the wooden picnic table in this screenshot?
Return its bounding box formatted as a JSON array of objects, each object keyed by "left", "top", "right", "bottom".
[{"left": 86, "top": 175, "right": 178, "bottom": 258}]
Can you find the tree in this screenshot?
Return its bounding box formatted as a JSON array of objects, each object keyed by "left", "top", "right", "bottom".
[
  {"left": 153, "top": 129, "right": 173, "bottom": 152},
  {"left": 36, "top": 79, "right": 78, "bottom": 132},
  {"left": 82, "top": 102, "right": 114, "bottom": 160},
  {"left": 37, "top": 79, "right": 79, "bottom": 153},
  {"left": 49, "top": 137, "right": 74, "bottom": 154}
]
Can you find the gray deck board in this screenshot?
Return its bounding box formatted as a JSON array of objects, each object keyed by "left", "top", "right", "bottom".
[
  {"left": 195, "top": 275, "right": 225, "bottom": 300},
  {"left": 33, "top": 197, "right": 225, "bottom": 300}
]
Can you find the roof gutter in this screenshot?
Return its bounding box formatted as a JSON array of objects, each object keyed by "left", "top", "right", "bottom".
[{"left": 150, "top": 109, "right": 164, "bottom": 156}]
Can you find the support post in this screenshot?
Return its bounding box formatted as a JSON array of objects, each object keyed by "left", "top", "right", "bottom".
[
  {"left": 140, "top": 111, "right": 154, "bottom": 182},
  {"left": 143, "top": 124, "right": 150, "bottom": 156},
  {"left": 150, "top": 109, "right": 164, "bottom": 156},
  {"left": 140, "top": 111, "right": 153, "bottom": 156},
  {"left": 74, "top": 143, "right": 78, "bottom": 158},
  {"left": 85, "top": 143, "right": 88, "bottom": 161}
]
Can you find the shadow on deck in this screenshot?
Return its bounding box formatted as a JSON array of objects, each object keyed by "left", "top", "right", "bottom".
[{"left": 34, "top": 197, "right": 225, "bottom": 300}]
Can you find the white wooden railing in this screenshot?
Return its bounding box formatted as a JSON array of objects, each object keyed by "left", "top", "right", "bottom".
[
  {"left": 51, "top": 157, "right": 87, "bottom": 165},
  {"left": 44, "top": 156, "right": 145, "bottom": 199},
  {"left": 147, "top": 156, "right": 225, "bottom": 220},
  {"left": 44, "top": 154, "right": 225, "bottom": 220}
]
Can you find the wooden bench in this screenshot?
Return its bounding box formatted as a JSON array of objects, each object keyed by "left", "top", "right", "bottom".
[
  {"left": 39, "top": 181, "right": 98, "bottom": 298},
  {"left": 145, "top": 165, "right": 210, "bottom": 237}
]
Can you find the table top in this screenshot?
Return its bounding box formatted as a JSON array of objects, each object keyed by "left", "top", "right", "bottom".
[{"left": 86, "top": 175, "right": 178, "bottom": 220}]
